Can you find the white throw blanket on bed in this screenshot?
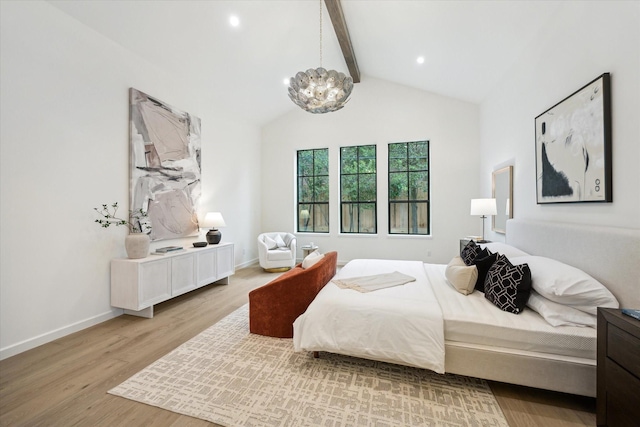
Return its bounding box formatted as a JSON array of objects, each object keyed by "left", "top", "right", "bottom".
[
  {"left": 332, "top": 271, "right": 416, "bottom": 292},
  {"left": 293, "top": 259, "right": 445, "bottom": 374}
]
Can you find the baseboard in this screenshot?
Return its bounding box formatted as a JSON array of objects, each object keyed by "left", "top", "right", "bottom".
[
  {"left": 0, "top": 308, "right": 124, "bottom": 361},
  {"left": 236, "top": 258, "right": 258, "bottom": 269}
]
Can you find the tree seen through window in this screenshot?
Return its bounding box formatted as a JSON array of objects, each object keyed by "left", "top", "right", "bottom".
[
  {"left": 388, "top": 141, "right": 430, "bottom": 235},
  {"left": 340, "top": 145, "right": 376, "bottom": 233},
  {"left": 297, "top": 148, "right": 329, "bottom": 233}
]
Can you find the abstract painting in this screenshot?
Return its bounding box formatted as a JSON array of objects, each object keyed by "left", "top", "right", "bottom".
[
  {"left": 535, "top": 73, "right": 611, "bottom": 204},
  {"left": 130, "top": 88, "right": 201, "bottom": 241}
]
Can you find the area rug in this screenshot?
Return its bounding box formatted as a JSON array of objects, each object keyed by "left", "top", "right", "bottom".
[{"left": 109, "top": 305, "right": 508, "bottom": 427}]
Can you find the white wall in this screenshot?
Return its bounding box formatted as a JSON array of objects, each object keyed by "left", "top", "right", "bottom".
[
  {"left": 0, "top": 1, "right": 262, "bottom": 359},
  {"left": 480, "top": 1, "right": 640, "bottom": 243},
  {"left": 262, "top": 77, "right": 480, "bottom": 265}
]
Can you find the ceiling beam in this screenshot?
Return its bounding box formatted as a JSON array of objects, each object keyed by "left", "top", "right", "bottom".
[{"left": 324, "top": 0, "right": 361, "bottom": 83}]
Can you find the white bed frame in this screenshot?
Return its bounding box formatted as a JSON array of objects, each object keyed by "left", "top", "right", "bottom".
[{"left": 444, "top": 219, "right": 640, "bottom": 397}]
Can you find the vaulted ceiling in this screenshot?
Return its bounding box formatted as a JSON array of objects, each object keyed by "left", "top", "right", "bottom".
[{"left": 48, "top": 0, "right": 562, "bottom": 126}]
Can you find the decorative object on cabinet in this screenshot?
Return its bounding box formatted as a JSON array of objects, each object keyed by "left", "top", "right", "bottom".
[
  {"left": 111, "top": 242, "right": 235, "bottom": 318},
  {"left": 152, "top": 246, "right": 184, "bottom": 256},
  {"left": 203, "top": 212, "right": 226, "bottom": 244},
  {"left": 94, "top": 202, "right": 151, "bottom": 259},
  {"left": 535, "top": 73, "right": 612, "bottom": 204},
  {"left": 129, "top": 88, "right": 202, "bottom": 241},
  {"left": 193, "top": 241, "right": 208, "bottom": 248},
  {"left": 124, "top": 234, "right": 151, "bottom": 259},
  {"left": 492, "top": 166, "right": 513, "bottom": 234},
  {"left": 597, "top": 308, "right": 640, "bottom": 426},
  {"left": 154, "top": 246, "right": 183, "bottom": 253},
  {"left": 287, "top": 0, "right": 354, "bottom": 114},
  {"left": 470, "top": 198, "right": 496, "bottom": 243},
  {"left": 94, "top": 202, "right": 151, "bottom": 232}
]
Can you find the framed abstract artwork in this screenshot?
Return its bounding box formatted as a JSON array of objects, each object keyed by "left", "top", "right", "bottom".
[
  {"left": 129, "top": 88, "right": 202, "bottom": 241},
  {"left": 535, "top": 73, "right": 612, "bottom": 204}
]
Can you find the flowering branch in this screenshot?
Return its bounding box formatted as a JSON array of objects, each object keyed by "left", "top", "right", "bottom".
[{"left": 94, "top": 202, "right": 151, "bottom": 233}]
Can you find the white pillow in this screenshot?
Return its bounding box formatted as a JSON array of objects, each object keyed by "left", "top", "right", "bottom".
[
  {"left": 509, "top": 255, "right": 619, "bottom": 315},
  {"left": 274, "top": 234, "right": 287, "bottom": 248},
  {"left": 445, "top": 256, "right": 478, "bottom": 295},
  {"left": 264, "top": 236, "right": 277, "bottom": 250},
  {"left": 302, "top": 251, "right": 324, "bottom": 269},
  {"left": 526, "top": 291, "right": 596, "bottom": 328},
  {"left": 480, "top": 242, "right": 529, "bottom": 258}
]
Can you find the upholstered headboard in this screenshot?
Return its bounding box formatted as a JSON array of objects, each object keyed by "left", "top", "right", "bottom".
[{"left": 506, "top": 219, "right": 640, "bottom": 308}]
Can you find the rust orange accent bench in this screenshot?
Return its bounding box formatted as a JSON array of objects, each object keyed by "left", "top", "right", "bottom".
[{"left": 249, "top": 251, "right": 337, "bottom": 338}]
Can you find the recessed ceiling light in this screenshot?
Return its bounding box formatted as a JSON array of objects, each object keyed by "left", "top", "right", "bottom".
[
  {"left": 416, "top": 56, "right": 425, "bottom": 64},
  {"left": 229, "top": 15, "right": 240, "bottom": 27},
  {"left": 283, "top": 77, "right": 291, "bottom": 85}
]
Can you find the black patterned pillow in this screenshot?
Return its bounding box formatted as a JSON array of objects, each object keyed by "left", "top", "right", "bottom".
[
  {"left": 484, "top": 254, "right": 532, "bottom": 314},
  {"left": 474, "top": 252, "right": 498, "bottom": 292},
  {"left": 460, "top": 240, "right": 481, "bottom": 265},
  {"left": 476, "top": 248, "right": 491, "bottom": 261}
]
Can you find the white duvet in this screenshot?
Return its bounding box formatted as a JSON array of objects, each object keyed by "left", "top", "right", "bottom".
[{"left": 292, "top": 259, "right": 445, "bottom": 373}]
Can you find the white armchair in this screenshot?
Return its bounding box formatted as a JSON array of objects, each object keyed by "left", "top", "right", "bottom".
[{"left": 258, "top": 232, "right": 297, "bottom": 272}]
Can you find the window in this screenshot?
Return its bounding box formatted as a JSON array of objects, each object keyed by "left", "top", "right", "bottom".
[
  {"left": 297, "top": 148, "right": 329, "bottom": 232},
  {"left": 388, "top": 141, "right": 430, "bottom": 235},
  {"left": 340, "top": 145, "right": 376, "bottom": 233}
]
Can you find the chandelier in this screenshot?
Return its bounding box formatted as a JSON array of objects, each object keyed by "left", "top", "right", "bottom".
[{"left": 287, "top": 0, "right": 354, "bottom": 114}]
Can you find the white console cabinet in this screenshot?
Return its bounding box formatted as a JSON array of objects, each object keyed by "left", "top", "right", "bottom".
[{"left": 111, "top": 242, "right": 234, "bottom": 318}]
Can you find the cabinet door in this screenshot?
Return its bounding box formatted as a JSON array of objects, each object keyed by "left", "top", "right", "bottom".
[
  {"left": 197, "top": 249, "right": 217, "bottom": 287},
  {"left": 171, "top": 253, "right": 197, "bottom": 296},
  {"left": 216, "top": 244, "right": 235, "bottom": 279},
  {"left": 139, "top": 259, "right": 171, "bottom": 307}
]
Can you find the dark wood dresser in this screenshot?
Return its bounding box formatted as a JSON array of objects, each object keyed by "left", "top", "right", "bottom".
[{"left": 597, "top": 308, "right": 640, "bottom": 426}]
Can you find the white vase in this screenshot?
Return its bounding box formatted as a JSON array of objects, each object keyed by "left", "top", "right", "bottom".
[{"left": 125, "top": 233, "right": 150, "bottom": 259}]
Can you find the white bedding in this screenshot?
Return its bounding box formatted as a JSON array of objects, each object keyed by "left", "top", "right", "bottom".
[
  {"left": 293, "top": 259, "right": 446, "bottom": 373},
  {"left": 294, "top": 258, "right": 598, "bottom": 375},
  {"left": 425, "top": 264, "right": 596, "bottom": 359}
]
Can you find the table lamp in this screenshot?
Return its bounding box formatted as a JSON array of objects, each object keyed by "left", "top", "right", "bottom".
[
  {"left": 203, "top": 212, "right": 226, "bottom": 244},
  {"left": 470, "top": 198, "right": 496, "bottom": 243}
]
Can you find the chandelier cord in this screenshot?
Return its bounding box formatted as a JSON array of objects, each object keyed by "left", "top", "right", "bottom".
[{"left": 319, "top": 0, "right": 322, "bottom": 68}]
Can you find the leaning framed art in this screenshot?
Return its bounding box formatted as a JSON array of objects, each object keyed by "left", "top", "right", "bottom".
[
  {"left": 535, "top": 73, "right": 612, "bottom": 204},
  {"left": 129, "top": 88, "right": 202, "bottom": 241}
]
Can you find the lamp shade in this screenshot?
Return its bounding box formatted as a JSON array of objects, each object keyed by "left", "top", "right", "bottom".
[
  {"left": 470, "top": 199, "right": 497, "bottom": 216},
  {"left": 203, "top": 212, "right": 226, "bottom": 229}
]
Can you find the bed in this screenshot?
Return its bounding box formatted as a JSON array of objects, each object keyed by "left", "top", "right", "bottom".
[{"left": 293, "top": 219, "right": 640, "bottom": 397}]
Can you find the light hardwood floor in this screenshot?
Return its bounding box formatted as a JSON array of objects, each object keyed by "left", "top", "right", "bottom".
[{"left": 0, "top": 265, "right": 596, "bottom": 427}]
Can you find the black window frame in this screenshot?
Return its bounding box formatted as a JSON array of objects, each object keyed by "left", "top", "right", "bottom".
[
  {"left": 388, "top": 141, "right": 430, "bottom": 235},
  {"left": 340, "top": 144, "right": 377, "bottom": 234},
  {"left": 296, "top": 148, "right": 329, "bottom": 233}
]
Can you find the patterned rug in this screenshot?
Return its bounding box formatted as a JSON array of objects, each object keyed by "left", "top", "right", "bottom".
[{"left": 109, "top": 305, "right": 508, "bottom": 427}]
